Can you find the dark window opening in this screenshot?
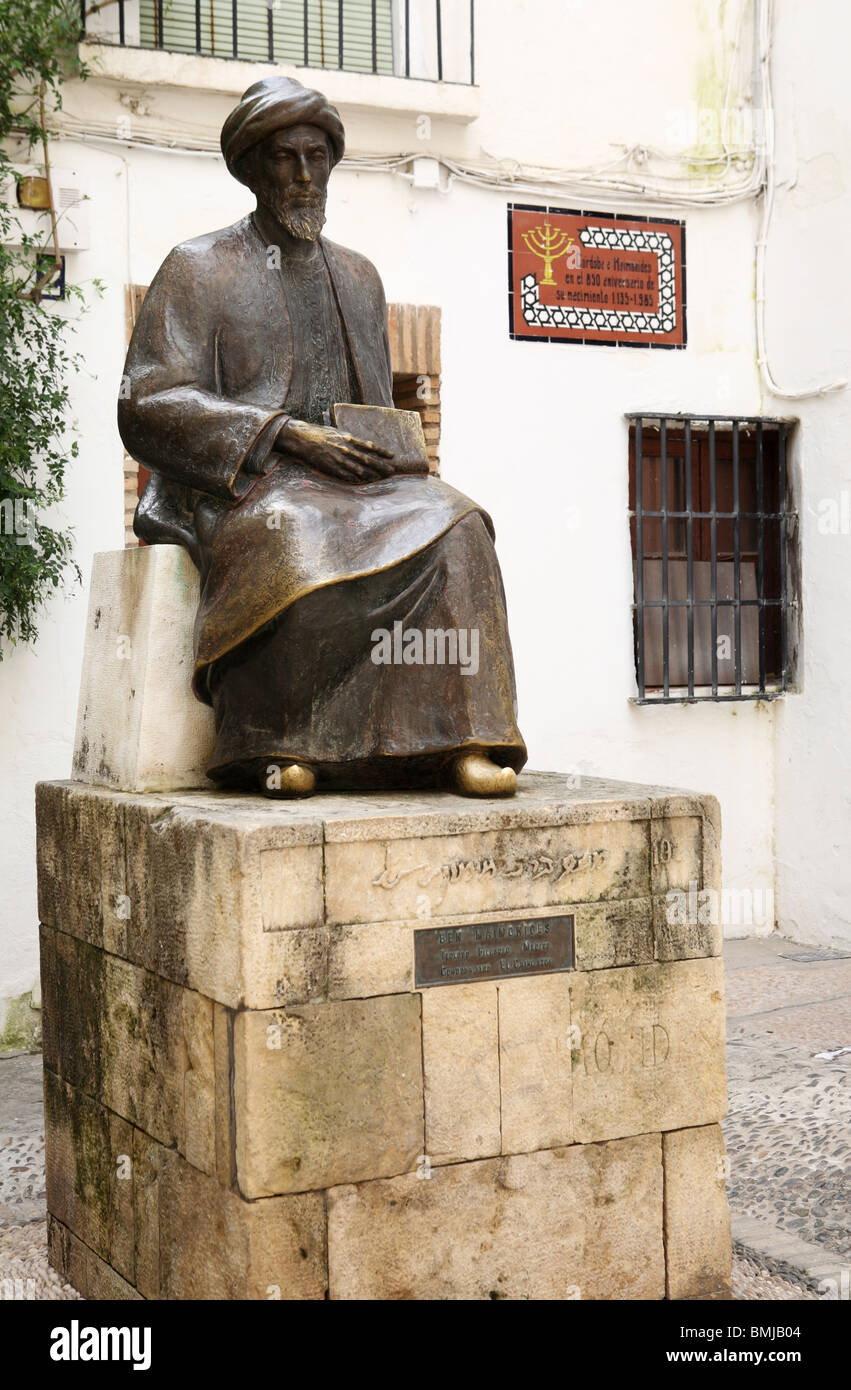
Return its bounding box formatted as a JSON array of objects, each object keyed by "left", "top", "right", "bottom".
[{"left": 628, "top": 414, "right": 797, "bottom": 703}]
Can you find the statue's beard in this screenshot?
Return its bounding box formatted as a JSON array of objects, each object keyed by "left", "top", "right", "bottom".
[{"left": 265, "top": 189, "right": 327, "bottom": 241}]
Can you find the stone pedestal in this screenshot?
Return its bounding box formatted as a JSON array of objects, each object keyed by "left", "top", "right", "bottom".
[{"left": 36, "top": 772, "right": 731, "bottom": 1300}]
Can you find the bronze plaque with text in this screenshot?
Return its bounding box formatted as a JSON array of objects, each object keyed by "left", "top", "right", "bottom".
[{"left": 414, "top": 915, "right": 575, "bottom": 989}]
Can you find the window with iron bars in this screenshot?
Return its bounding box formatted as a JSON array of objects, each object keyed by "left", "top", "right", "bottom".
[
  {"left": 628, "top": 414, "right": 798, "bottom": 703},
  {"left": 81, "top": 2, "right": 476, "bottom": 84}
]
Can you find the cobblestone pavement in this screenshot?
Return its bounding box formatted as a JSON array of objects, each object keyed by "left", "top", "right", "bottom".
[
  {"left": 724, "top": 936, "right": 851, "bottom": 1267},
  {"left": 0, "top": 1053, "right": 45, "bottom": 1228},
  {"left": 0, "top": 1220, "right": 81, "bottom": 1300},
  {"left": 732, "top": 1252, "right": 817, "bottom": 1300},
  {"left": 1, "top": 935, "right": 847, "bottom": 1301}
]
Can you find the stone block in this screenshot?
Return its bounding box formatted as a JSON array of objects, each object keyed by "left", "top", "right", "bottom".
[
  {"left": 123, "top": 801, "right": 327, "bottom": 1010},
  {"left": 232, "top": 994, "right": 424, "bottom": 1197},
  {"left": 48, "top": 1216, "right": 142, "bottom": 1301},
  {"left": 653, "top": 890, "right": 723, "bottom": 962},
  {"left": 213, "top": 1002, "right": 235, "bottom": 1187},
  {"left": 649, "top": 815, "right": 703, "bottom": 895},
  {"left": 36, "top": 782, "right": 126, "bottom": 946},
  {"left": 701, "top": 795, "right": 723, "bottom": 895},
  {"left": 664, "top": 1124, "right": 732, "bottom": 1299},
  {"left": 571, "top": 958, "right": 727, "bottom": 1143},
  {"left": 139, "top": 1134, "right": 327, "bottom": 1300},
  {"left": 324, "top": 816, "right": 652, "bottom": 926},
  {"left": 38, "top": 924, "right": 58, "bottom": 1074},
  {"left": 40, "top": 927, "right": 192, "bottom": 1152},
  {"left": 72, "top": 546, "right": 216, "bottom": 792},
  {"left": 132, "top": 1122, "right": 161, "bottom": 1300},
  {"left": 649, "top": 801, "right": 724, "bottom": 961},
  {"left": 44, "top": 1070, "right": 135, "bottom": 1282},
  {"left": 44, "top": 1071, "right": 327, "bottom": 1300},
  {"left": 39, "top": 784, "right": 328, "bottom": 1010},
  {"left": 182, "top": 988, "right": 216, "bottom": 1177},
  {"left": 327, "top": 1135, "right": 665, "bottom": 1300},
  {"left": 328, "top": 920, "right": 413, "bottom": 999},
  {"left": 498, "top": 973, "right": 573, "bottom": 1153},
  {"left": 422, "top": 982, "right": 500, "bottom": 1164},
  {"left": 574, "top": 897, "right": 655, "bottom": 970}
]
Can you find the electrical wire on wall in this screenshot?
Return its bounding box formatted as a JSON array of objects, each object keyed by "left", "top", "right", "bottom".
[
  {"left": 752, "top": 0, "right": 846, "bottom": 399},
  {"left": 53, "top": 0, "right": 846, "bottom": 399}
]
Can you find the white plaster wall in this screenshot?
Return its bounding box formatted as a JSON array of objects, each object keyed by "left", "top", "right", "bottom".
[
  {"left": 2, "top": 0, "right": 800, "bottom": 1022},
  {"left": 769, "top": 0, "right": 851, "bottom": 948},
  {"left": 1, "top": 143, "right": 128, "bottom": 1017}
]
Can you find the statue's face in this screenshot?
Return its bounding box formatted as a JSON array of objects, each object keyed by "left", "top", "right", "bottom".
[{"left": 244, "top": 123, "right": 332, "bottom": 241}]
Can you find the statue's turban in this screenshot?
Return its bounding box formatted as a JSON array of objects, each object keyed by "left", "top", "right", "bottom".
[{"left": 221, "top": 77, "right": 345, "bottom": 183}]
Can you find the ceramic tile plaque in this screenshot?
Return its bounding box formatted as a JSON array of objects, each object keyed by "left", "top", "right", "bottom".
[{"left": 508, "top": 203, "right": 686, "bottom": 348}]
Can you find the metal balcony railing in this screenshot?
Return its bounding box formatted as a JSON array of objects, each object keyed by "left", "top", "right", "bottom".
[{"left": 80, "top": 1, "right": 476, "bottom": 84}]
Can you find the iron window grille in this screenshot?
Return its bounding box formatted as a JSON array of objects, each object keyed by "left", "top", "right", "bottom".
[
  {"left": 628, "top": 413, "right": 797, "bottom": 704},
  {"left": 79, "top": 1, "right": 475, "bottom": 84}
]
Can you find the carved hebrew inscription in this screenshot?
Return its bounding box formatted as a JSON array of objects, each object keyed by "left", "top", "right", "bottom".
[
  {"left": 374, "top": 851, "right": 606, "bottom": 891},
  {"left": 323, "top": 820, "right": 651, "bottom": 926}
]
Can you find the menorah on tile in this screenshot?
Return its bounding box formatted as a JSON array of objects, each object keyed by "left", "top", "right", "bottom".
[{"left": 521, "top": 220, "right": 574, "bottom": 286}]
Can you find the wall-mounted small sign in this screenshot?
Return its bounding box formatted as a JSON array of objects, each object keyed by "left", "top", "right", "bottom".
[{"left": 508, "top": 203, "right": 686, "bottom": 349}]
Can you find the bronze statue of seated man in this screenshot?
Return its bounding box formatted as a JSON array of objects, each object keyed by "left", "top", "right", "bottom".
[{"left": 119, "top": 77, "right": 526, "bottom": 798}]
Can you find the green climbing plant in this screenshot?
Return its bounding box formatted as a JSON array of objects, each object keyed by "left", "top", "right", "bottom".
[{"left": 0, "top": 1, "right": 92, "bottom": 654}]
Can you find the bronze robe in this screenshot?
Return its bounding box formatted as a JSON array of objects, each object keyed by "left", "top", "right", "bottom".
[{"left": 119, "top": 213, "right": 526, "bottom": 786}]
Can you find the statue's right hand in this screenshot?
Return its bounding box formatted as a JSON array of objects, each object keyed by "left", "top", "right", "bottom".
[{"left": 277, "top": 419, "right": 395, "bottom": 483}]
